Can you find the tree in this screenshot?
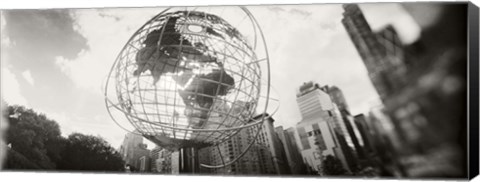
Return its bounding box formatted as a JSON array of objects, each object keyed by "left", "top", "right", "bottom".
[
  {"left": 4, "top": 105, "right": 64, "bottom": 169},
  {"left": 3, "top": 104, "right": 125, "bottom": 172},
  {"left": 4, "top": 149, "right": 40, "bottom": 169},
  {"left": 355, "top": 166, "right": 380, "bottom": 177},
  {"left": 321, "top": 155, "right": 348, "bottom": 176},
  {"left": 57, "top": 133, "right": 124, "bottom": 172}
]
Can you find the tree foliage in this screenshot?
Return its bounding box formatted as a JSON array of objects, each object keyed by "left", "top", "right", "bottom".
[
  {"left": 4, "top": 149, "right": 41, "bottom": 169},
  {"left": 321, "top": 155, "right": 348, "bottom": 176},
  {"left": 58, "top": 133, "right": 124, "bottom": 171},
  {"left": 3, "top": 104, "right": 124, "bottom": 171},
  {"left": 4, "top": 105, "right": 64, "bottom": 169}
]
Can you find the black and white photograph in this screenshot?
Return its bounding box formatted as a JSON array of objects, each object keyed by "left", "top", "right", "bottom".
[{"left": 0, "top": 1, "right": 478, "bottom": 181}]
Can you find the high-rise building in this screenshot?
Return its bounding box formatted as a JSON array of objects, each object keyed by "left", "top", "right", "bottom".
[
  {"left": 256, "top": 114, "right": 289, "bottom": 175},
  {"left": 342, "top": 3, "right": 468, "bottom": 177},
  {"left": 171, "top": 150, "right": 180, "bottom": 174},
  {"left": 156, "top": 149, "right": 173, "bottom": 173},
  {"left": 323, "top": 85, "right": 365, "bottom": 161},
  {"left": 119, "top": 132, "right": 151, "bottom": 172},
  {"left": 139, "top": 155, "right": 150, "bottom": 172},
  {"left": 341, "top": 4, "right": 407, "bottom": 102},
  {"left": 275, "top": 126, "right": 308, "bottom": 175},
  {"left": 197, "top": 101, "right": 263, "bottom": 175},
  {"left": 149, "top": 146, "right": 162, "bottom": 172},
  {"left": 201, "top": 133, "right": 248, "bottom": 175},
  {"left": 340, "top": 110, "right": 365, "bottom": 160},
  {"left": 294, "top": 82, "right": 351, "bottom": 174},
  {"left": 327, "top": 86, "right": 350, "bottom": 112},
  {"left": 199, "top": 113, "right": 289, "bottom": 175},
  {"left": 354, "top": 114, "right": 374, "bottom": 155}
]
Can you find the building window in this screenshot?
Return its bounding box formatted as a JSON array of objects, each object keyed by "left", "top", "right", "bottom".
[
  {"left": 297, "top": 127, "right": 311, "bottom": 150},
  {"left": 312, "top": 124, "right": 327, "bottom": 150}
]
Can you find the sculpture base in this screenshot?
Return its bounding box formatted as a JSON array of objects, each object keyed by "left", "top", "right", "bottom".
[{"left": 177, "top": 147, "right": 199, "bottom": 174}]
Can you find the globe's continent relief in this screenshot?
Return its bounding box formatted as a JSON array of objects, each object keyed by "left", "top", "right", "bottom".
[{"left": 133, "top": 11, "right": 236, "bottom": 128}]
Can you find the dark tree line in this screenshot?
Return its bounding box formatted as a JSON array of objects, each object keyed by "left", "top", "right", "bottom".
[
  {"left": 321, "top": 155, "right": 348, "bottom": 176},
  {"left": 3, "top": 104, "right": 124, "bottom": 172}
]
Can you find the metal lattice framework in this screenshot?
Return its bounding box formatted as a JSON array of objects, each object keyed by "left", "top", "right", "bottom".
[{"left": 104, "top": 6, "right": 274, "bottom": 157}]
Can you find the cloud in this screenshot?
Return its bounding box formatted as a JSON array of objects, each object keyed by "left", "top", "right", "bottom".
[
  {"left": 268, "top": 6, "right": 286, "bottom": 14},
  {"left": 56, "top": 8, "right": 161, "bottom": 94},
  {"left": 359, "top": 3, "right": 421, "bottom": 44},
  {"left": 289, "top": 8, "right": 312, "bottom": 18},
  {"left": 21, "top": 70, "right": 34, "bottom": 85},
  {"left": 1, "top": 12, "right": 11, "bottom": 48},
  {"left": 0, "top": 14, "right": 25, "bottom": 106},
  {"left": 1, "top": 67, "right": 28, "bottom": 106},
  {"left": 51, "top": 8, "right": 163, "bottom": 146},
  {"left": 246, "top": 5, "right": 382, "bottom": 128},
  {"left": 2, "top": 9, "right": 88, "bottom": 113},
  {"left": 3, "top": 9, "right": 88, "bottom": 63},
  {"left": 43, "top": 9, "right": 198, "bottom": 148}
]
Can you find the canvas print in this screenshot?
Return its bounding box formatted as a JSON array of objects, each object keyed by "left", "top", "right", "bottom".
[{"left": 0, "top": 2, "right": 476, "bottom": 180}]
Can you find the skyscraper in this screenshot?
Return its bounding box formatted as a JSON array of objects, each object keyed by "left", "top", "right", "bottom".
[
  {"left": 342, "top": 3, "right": 469, "bottom": 177},
  {"left": 256, "top": 114, "right": 289, "bottom": 175},
  {"left": 324, "top": 85, "right": 365, "bottom": 163},
  {"left": 327, "top": 86, "right": 350, "bottom": 112},
  {"left": 198, "top": 113, "right": 290, "bottom": 175},
  {"left": 119, "top": 132, "right": 151, "bottom": 171},
  {"left": 197, "top": 103, "right": 265, "bottom": 175},
  {"left": 156, "top": 148, "right": 174, "bottom": 173},
  {"left": 294, "top": 82, "right": 350, "bottom": 174},
  {"left": 339, "top": 110, "right": 365, "bottom": 158},
  {"left": 275, "top": 126, "right": 308, "bottom": 175},
  {"left": 341, "top": 4, "right": 407, "bottom": 102},
  {"left": 139, "top": 155, "right": 150, "bottom": 172},
  {"left": 354, "top": 114, "right": 374, "bottom": 155},
  {"left": 149, "top": 146, "right": 162, "bottom": 172}
]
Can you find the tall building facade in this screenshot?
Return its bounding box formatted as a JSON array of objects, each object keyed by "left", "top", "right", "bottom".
[
  {"left": 119, "top": 132, "right": 151, "bottom": 172},
  {"left": 327, "top": 86, "right": 350, "bottom": 112},
  {"left": 340, "top": 110, "right": 365, "bottom": 160},
  {"left": 157, "top": 149, "right": 174, "bottom": 173},
  {"left": 353, "top": 114, "right": 374, "bottom": 155},
  {"left": 139, "top": 156, "right": 150, "bottom": 172},
  {"left": 171, "top": 150, "right": 180, "bottom": 174},
  {"left": 197, "top": 105, "right": 265, "bottom": 175},
  {"left": 294, "top": 82, "right": 350, "bottom": 174},
  {"left": 275, "top": 126, "right": 308, "bottom": 175},
  {"left": 342, "top": 3, "right": 468, "bottom": 177},
  {"left": 149, "top": 146, "right": 163, "bottom": 172},
  {"left": 199, "top": 113, "right": 289, "bottom": 175},
  {"left": 341, "top": 4, "right": 407, "bottom": 102},
  {"left": 256, "top": 114, "right": 289, "bottom": 175},
  {"left": 323, "top": 85, "right": 365, "bottom": 161}
]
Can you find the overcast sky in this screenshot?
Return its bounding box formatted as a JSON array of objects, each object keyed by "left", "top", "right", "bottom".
[{"left": 1, "top": 3, "right": 420, "bottom": 148}]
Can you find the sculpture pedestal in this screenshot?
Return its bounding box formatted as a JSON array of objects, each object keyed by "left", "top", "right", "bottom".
[{"left": 178, "top": 147, "right": 199, "bottom": 174}]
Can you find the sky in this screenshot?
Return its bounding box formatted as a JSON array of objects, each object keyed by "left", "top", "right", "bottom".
[{"left": 1, "top": 3, "right": 420, "bottom": 149}]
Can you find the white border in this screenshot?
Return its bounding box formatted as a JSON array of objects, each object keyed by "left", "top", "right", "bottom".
[{"left": 1, "top": 0, "right": 478, "bottom": 182}]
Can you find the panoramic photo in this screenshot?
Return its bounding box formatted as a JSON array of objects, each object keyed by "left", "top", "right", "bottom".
[{"left": 0, "top": 2, "right": 471, "bottom": 179}]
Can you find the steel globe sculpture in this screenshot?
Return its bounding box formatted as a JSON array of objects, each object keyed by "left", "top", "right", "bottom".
[{"left": 104, "top": 6, "right": 272, "bottom": 155}]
